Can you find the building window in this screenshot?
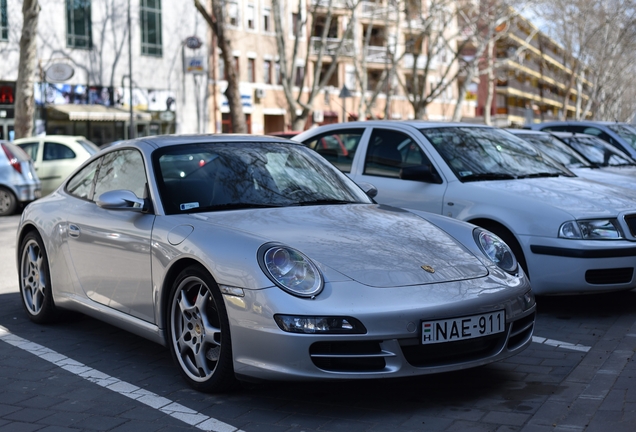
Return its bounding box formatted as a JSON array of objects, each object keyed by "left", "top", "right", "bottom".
[
  {"left": 263, "top": 8, "right": 271, "bottom": 32},
  {"left": 291, "top": 12, "right": 300, "bottom": 36},
  {"left": 263, "top": 60, "right": 272, "bottom": 84},
  {"left": 247, "top": 58, "right": 255, "bottom": 83},
  {"left": 246, "top": 4, "right": 255, "bottom": 30},
  {"left": 141, "top": 0, "right": 162, "bottom": 56},
  {"left": 0, "top": 0, "right": 8, "bottom": 41},
  {"left": 228, "top": 1, "right": 239, "bottom": 27},
  {"left": 66, "top": 0, "right": 92, "bottom": 49},
  {"left": 294, "top": 66, "right": 305, "bottom": 87}
]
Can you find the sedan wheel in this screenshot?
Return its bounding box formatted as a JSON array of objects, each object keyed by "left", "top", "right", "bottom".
[
  {"left": 0, "top": 187, "right": 17, "bottom": 216},
  {"left": 19, "top": 232, "right": 58, "bottom": 323},
  {"left": 168, "top": 266, "right": 235, "bottom": 392}
]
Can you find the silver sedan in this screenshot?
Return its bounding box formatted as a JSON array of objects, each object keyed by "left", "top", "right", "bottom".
[{"left": 16, "top": 135, "right": 535, "bottom": 392}]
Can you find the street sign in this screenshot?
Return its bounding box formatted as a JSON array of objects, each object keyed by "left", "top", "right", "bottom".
[
  {"left": 185, "top": 36, "right": 203, "bottom": 50},
  {"left": 185, "top": 56, "right": 205, "bottom": 74},
  {"left": 45, "top": 63, "right": 74, "bottom": 83}
]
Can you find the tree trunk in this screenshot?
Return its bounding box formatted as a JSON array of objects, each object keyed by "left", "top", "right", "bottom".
[
  {"left": 195, "top": 0, "right": 246, "bottom": 133},
  {"left": 14, "top": 0, "right": 40, "bottom": 139},
  {"left": 483, "top": 39, "right": 495, "bottom": 126}
]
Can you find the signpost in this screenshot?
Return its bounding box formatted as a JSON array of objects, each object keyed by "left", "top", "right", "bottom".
[{"left": 339, "top": 85, "right": 352, "bottom": 123}]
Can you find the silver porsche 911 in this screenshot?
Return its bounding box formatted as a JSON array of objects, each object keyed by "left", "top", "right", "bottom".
[{"left": 16, "top": 135, "right": 536, "bottom": 392}]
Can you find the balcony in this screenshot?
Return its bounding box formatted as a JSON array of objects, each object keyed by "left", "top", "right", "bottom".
[
  {"left": 310, "top": 0, "right": 356, "bottom": 8},
  {"left": 360, "top": 1, "right": 398, "bottom": 20},
  {"left": 365, "top": 45, "right": 391, "bottom": 63},
  {"left": 310, "top": 37, "right": 355, "bottom": 57},
  {"left": 402, "top": 53, "right": 433, "bottom": 70}
]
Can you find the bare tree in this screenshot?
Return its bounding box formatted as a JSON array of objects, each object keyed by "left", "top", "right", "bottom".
[
  {"left": 14, "top": 0, "right": 40, "bottom": 139},
  {"left": 271, "top": 0, "right": 360, "bottom": 130},
  {"left": 194, "top": 0, "right": 246, "bottom": 133}
]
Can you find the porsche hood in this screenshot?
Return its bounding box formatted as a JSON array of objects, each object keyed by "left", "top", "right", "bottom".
[{"left": 209, "top": 204, "right": 489, "bottom": 288}]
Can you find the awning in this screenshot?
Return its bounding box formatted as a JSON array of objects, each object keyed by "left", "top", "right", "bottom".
[{"left": 48, "top": 104, "right": 152, "bottom": 122}]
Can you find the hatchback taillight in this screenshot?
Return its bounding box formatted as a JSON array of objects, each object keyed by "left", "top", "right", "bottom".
[{"left": 1, "top": 143, "right": 22, "bottom": 174}]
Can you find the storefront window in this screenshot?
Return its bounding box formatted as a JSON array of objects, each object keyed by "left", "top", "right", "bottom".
[
  {"left": 66, "top": 0, "right": 92, "bottom": 49},
  {"left": 141, "top": 0, "right": 162, "bottom": 56},
  {"left": 1, "top": 0, "right": 8, "bottom": 41}
]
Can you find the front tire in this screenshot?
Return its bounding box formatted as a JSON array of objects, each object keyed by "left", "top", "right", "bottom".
[
  {"left": 19, "top": 231, "right": 58, "bottom": 323},
  {"left": 167, "top": 265, "right": 235, "bottom": 392}
]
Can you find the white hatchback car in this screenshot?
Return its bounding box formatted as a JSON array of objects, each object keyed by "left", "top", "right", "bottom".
[
  {"left": 14, "top": 135, "right": 100, "bottom": 196},
  {"left": 295, "top": 121, "right": 636, "bottom": 295}
]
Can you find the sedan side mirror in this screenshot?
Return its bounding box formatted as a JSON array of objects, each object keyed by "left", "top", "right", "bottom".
[
  {"left": 400, "top": 164, "right": 442, "bottom": 184},
  {"left": 96, "top": 189, "right": 146, "bottom": 212}
]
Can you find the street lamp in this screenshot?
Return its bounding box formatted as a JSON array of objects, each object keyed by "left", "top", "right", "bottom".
[{"left": 127, "top": 0, "right": 134, "bottom": 139}]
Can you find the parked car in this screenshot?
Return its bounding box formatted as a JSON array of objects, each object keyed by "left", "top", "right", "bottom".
[
  {"left": 16, "top": 135, "right": 536, "bottom": 392},
  {"left": 529, "top": 121, "right": 636, "bottom": 160},
  {"left": 549, "top": 131, "right": 636, "bottom": 174},
  {"left": 507, "top": 129, "right": 636, "bottom": 190},
  {"left": 0, "top": 141, "right": 41, "bottom": 216},
  {"left": 294, "top": 121, "right": 636, "bottom": 295},
  {"left": 13, "top": 135, "right": 100, "bottom": 196}
]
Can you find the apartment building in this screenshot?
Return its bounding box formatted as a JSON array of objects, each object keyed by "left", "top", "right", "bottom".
[
  {"left": 210, "top": 0, "right": 475, "bottom": 134},
  {"left": 473, "top": 13, "right": 592, "bottom": 127},
  {"left": 0, "top": 0, "right": 207, "bottom": 145}
]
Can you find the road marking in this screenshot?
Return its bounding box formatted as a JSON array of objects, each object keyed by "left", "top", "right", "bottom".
[
  {"left": 0, "top": 326, "right": 242, "bottom": 432},
  {"left": 532, "top": 336, "right": 591, "bottom": 352}
]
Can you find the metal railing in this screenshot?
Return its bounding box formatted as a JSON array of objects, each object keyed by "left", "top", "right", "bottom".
[{"left": 310, "top": 37, "right": 355, "bottom": 56}]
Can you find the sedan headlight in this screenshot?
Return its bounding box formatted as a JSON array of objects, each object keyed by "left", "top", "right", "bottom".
[
  {"left": 473, "top": 228, "right": 518, "bottom": 273},
  {"left": 259, "top": 244, "right": 323, "bottom": 297},
  {"left": 559, "top": 219, "right": 623, "bottom": 240}
]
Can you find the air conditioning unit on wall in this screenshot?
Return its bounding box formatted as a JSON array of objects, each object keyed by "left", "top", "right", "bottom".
[{"left": 255, "top": 88, "right": 266, "bottom": 99}]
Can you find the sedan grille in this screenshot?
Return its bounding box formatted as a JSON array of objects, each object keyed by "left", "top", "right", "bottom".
[
  {"left": 585, "top": 268, "right": 634, "bottom": 285},
  {"left": 625, "top": 214, "right": 636, "bottom": 236}
]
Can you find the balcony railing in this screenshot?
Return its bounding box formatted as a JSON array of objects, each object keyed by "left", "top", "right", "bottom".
[
  {"left": 360, "top": 1, "right": 398, "bottom": 19},
  {"left": 310, "top": 37, "right": 355, "bottom": 56},
  {"left": 310, "top": 0, "right": 356, "bottom": 8},
  {"left": 402, "top": 53, "right": 429, "bottom": 69},
  {"left": 365, "top": 45, "right": 391, "bottom": 63}
]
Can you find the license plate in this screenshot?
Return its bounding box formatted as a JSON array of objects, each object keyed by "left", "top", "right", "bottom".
[{"left": 421, "top": 310, "right": 505, "bottom": 344}]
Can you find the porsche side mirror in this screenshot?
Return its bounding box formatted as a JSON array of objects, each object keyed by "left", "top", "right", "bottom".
[
  {"left": 96, "top": 189, "right": 146, "bottom": 212},
  {"left": 356, "top": 181, "right": 378, "bottom": 199}
]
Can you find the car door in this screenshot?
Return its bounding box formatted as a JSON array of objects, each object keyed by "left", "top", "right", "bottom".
[
  {"left": 350, "top": 126, "right": 447, "bottom": 214},
  {"left": 65, "top": 149, "right": 156, "bottom": 323},
  {"left": 37, "top": 141, "right": 81, "bottom": 195}
]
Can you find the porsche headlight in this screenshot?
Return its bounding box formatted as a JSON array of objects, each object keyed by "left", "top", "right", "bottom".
[
  {"left": 559, "top": 219, "right": 623, "bottom": 239},
  {"left": 474, "top": 228, "right": 518, "bottom": 273},
  {"left": 259, "top": 244, "right": 323, "bottom": 297}
]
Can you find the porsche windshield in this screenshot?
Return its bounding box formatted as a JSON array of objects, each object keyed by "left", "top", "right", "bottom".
[
  {"left": 154, "top": 142, "right": 371, "bottom": 214},
  {"left": 420, "top": 127, "right": 571, "bottom": 181}
]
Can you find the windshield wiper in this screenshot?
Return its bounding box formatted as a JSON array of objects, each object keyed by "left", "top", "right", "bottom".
[
  {"left": 200, "top": 202, "right": 285, "bottom": 211},
  {"left": 460, "top": 173, "right": 516, "bottom": 182},
  {"left": 516, "top": 172, "right": 562, "bottom": 179},
  {"left": 294, "top": 199, "right": 359, "bottom": 206}
]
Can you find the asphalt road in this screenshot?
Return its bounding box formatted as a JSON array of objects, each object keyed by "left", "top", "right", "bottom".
[{"left": 1, "top": 214, "right": 635, "bottom": 432}]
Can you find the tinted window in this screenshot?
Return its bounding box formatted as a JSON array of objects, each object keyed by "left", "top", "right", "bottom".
[
  {"left": 67, "top": 158, "right": 100, "bottom": 200},
  {"left": 43, "top": 142, "right": 76, "bottom": 161},
  {"left": 16, "top": 141, "right": 38, "bottom": 160},
  {"left": 364, "top": 129, "right": 430, "bottom": 178},
  {"left": 94, "top": 149, "right": 147, "bottom": 199},
  {"left": 302, "top": 129, "right": 362, "bottom": 173}
]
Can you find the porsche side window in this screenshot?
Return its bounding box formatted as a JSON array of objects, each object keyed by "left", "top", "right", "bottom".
[
  {"left": 302, "top": 129, "right": 363, "bottom": 173},
  {"left": 67, "top": 158, "right": 101, "bottom": 200},
  {"left": 94, "top": 149, "right": 147, "bottom": 200},
  {"left": 364, "top": 129, "right": 428, "bottom": 178}
]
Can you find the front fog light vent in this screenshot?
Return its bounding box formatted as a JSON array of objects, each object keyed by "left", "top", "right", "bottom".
[{"left": 274, "top": 315, "right": 367, "bottom": 334}]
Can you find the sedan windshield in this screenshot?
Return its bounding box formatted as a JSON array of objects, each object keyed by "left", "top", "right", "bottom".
[
  {"left": 515, "top": 134, "right": 591, "bottom": 169},
  {"left": 154, "top": 141, "right": 371, "bottom": 214},
  {"left": 420, "top": 127, "right": 571, "bottom": 182},
  {"left": 561, "top": 135, "right": 635, "bottom": 167}
]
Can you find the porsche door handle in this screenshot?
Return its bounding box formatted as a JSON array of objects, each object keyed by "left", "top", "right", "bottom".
[{"left": 68, "top": 224, "right": 81, "bottom": 238}]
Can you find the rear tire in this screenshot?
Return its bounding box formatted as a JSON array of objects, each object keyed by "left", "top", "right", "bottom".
[
  {"left": 167, "top": 265, "right": 236, "bottom": 392},
  {"left": 19, "top": 231, "right": 59, "bottom": 323},
  {"left": 0, "top": 187, "right": 17, "bottom": 216}
]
